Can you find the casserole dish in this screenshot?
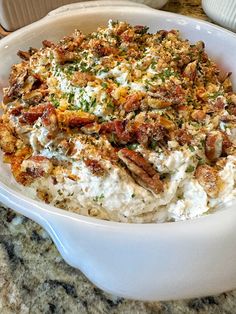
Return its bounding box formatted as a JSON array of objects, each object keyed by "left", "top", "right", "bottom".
[{"left": 0, "top": 1, "right": 236, "bottom": 301}]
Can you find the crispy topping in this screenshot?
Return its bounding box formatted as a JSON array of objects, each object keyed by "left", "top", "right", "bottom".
[
  {"left": 174, "top": 129, "right": 193, "bottom": 146},
  {"left": 19, "top": 103, "right": 48, "bottom": 124},
  {"left": 2, "top": 20, "right": 236, "bottom": 217},
  {"left": 72, "top": 71, "right": 95, "bottom": 87},
  {"left": 191, "top": 110, "right": 206, "bottom": 122},
  {"left": 21, "top": 156, "right": 53, "bottom": 178},
  {"left": 0, "top": 123, "right": 17, "bottom": 153},
  {"left": 57, "top": 110, "right": 97, "bottom": 128},
  {"left": 195, "top": 164, "right": 222, "bottom": 197},
  {"left": 205, "top": 131, "right": 223, "bottom": 161},
  {"left": 84, "top": 158, "right": 106, "bottom": 176}
]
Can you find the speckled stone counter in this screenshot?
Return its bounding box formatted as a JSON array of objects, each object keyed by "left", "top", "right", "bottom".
[{"left": 1, "top": 1, "right": 236, "bottom": 313}]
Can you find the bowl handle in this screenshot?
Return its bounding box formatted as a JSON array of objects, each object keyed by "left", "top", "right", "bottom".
[{"left": 46, "top": 0, "right": 149, "bottom": 18}]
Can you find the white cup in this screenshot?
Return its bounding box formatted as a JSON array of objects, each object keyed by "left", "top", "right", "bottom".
[{"left": 202, "top": 0, "right": 236, "bottom": 32}]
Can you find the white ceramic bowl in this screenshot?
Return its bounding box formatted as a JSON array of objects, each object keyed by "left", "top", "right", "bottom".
[{"left": 0, "top": 1, "right": 236, "bottom": 301}]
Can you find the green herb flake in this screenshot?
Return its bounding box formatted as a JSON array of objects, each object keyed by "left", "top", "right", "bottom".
[
  {"left": 138, "top": 26, "right": 149, "bottom": 35},
  {"left": 68, "top": 92, "right": 75, "bottom": 104},
  {"left": 93, "top": 194, "right": 105, "bottom": 203},
  {"left": 102, "top": 82, "right": 108, "bottom": 88},
  {"left": 50, "top": 94, "right": 60, "bottom": 108},
  {"left": 186, "top": 165, "right": 195, "bottom": 173},
  {"left": 209, "top": 91, "right": 223, "bottom": 99},
  {"left": 149, "top": 140, "right": 158, "bottom": 150},
  {"left": 188, "top": 145, "right": 195, "bottom": 152},
  {"left": 127, "top": 143, "right": 139, "bottom": 150}
]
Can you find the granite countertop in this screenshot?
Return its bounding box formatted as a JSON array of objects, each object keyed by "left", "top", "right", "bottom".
[{"left": 1, "top": 1, "right": 236, "bottom": 313}]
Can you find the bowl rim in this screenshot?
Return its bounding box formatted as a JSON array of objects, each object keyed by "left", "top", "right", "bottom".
[
  {"left": 1, "top": 5, "right": 236, "bottom": 47},
  {"left": 1, "top": 5, "right": 236, "bottom": 228}
]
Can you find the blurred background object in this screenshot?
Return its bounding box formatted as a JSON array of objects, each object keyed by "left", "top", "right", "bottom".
[
  {"left": 202, "top": 0, "right": 236, "bottom": 32},
  {"left": 0, "top": 0, "right": 168, "bottom": 32}
]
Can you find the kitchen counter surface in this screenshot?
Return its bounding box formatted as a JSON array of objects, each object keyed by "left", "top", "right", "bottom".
[{"left": 1, "top": 1, "right": 236, "bottom": 313}]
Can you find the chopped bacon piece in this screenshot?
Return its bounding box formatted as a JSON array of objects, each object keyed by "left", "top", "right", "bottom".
[
  {"left": 42, "top": 40, "right": 55, "bottom": 48},
  {"left": 84, "top": 159, "right": 105, "bottom": 176},
  {"left": 120, "top": 29, "right": 135, "bottom": 42},
  {"left": 222, "top": 132, "right": 234, "bottom": 156},
  {"left": 17, "top": 47, "right": 38, "bottom": 60},
  {"left": 100, "top": 120, "right": 131, "bottom": 144},
  {"left": 135, "top": 123, "right": 165, "bottom": 146},
  {"left": 173, "top": 129, "right": 193, "bottom": 146},
  {"left": 41, "top": 104, "right": 58, "bottom": 130},
  {"left": 90, "top": 39, "right": 118, "bottom": 57},
  {"left": 113, "top": 120, "right": 132, "bottom": 144},
  {"left": 205, "top": 131, "right": 223, "bottom": 161},
  {"left": 134, "top": 25, "right": 147, "bottom": 33},
  {"left": 100, "top": 118, "right": 167, "bottom": 146},
  {"left": 10, "top": 105, "right": 23, "bottom": 116},
  {"left": 53, "top": 47, "right": 77, "bottom": 64},
  {"left": 100, "top": 121, "right": 116, "bottom": 133}
]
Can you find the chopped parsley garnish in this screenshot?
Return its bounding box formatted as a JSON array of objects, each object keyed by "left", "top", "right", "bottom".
[
  {"left": 107, "top": 102, "right": 115, "bottom": 111},
  {"left": 102, "top": 82, "right": 108, "bottom": 88},
  {"left": 149, "top": 140, "right": 158, "bottom": 150},
  {"left": 135, "top": 25, "right": 149, "bottom": 35},
  {"left": 186, "top": 165, "right": 195, "bottom": 173},
  {"left": 93, "top": 194, "right": 105, "bottom": 203},
  {"left": 64, "top": 63, "right": 79, "bottom": 75},
  {"left": 209, "top": 91, "right": 223, "bottom": 99},
  {"left": 156, "top": 68, "right": 178, "bottom": 82},
  {"left": 68, "top": 92, "right": 75, "bottom": 103},
  {"left": 189, "top": 145, "right": 195, "bottom": 152},
  {"left": 127, "top": 143, "right": 139, "bottom": 150},
  {"left": 50, "top": 94, "right": 60, "bottom": 108},
  {"left": 79, "top": 61, "right": 91, "bottom": 73}
]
